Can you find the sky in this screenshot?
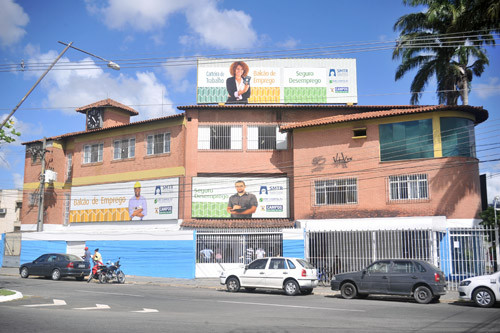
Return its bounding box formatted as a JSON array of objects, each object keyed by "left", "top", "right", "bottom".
[{"left": 0, "top": 0, "right": 499, "bottom": 203}]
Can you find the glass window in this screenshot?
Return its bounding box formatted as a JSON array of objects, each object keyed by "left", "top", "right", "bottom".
[
  {"left": 269, "top": 258, "right": 286, "bottom": 269},
  {"left": 247, "top": 125, "right": 287, "bottom": 150},
  {"left": 65, "top": 153, "right": 72, "bottom": 180},
  {"left": 379, "top": 119, "right": 433, "bottom": 161},
  {"left": 147, "top": 133, "right": 170, "bottom": 155},
  {"left": 367, "top": 261, "right": 390, "bottom": 273},
  {"left": 114, "top": 138, "right": 135, "bottom": 159},
  {"left": 287, "top": 259, "right": 296, "bottom": 269},
  {"left": 392, "top": 261, "right": 416, "bottom": 273},
  {"left": 389, "top": 174, "right": 429, "bottom": 201},
  {"left": 83, "top": 143, "right": 103, "bottom": 164},
  {"left": 296, "top": 259, "right": 315, "bottom": 269},
  {"left": 248, "top": 259, "right": 268, "bottom": 269},
  {"left": 415, "top": 262, "right": 428, "bottom": 272},
  {"left": 314, "top": 178, "right": 357, "bottom": 205},
  {"left": 198, "top": 125, "right": 242, "bottom": 150},
  {"left": 34, "top": 254, "right": 48, "bottom": 263},
  {"left": 440, "top": 118, "right": 476, "bottom": 157}
]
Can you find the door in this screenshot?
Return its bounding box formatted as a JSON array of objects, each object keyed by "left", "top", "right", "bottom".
[
  {"left": 389, "top": 260, "right": 419, "bottom": 294},
  {"left": 240, "top": 259, "right": 268, "bottom": 287},
  {"left": 29, "top": 254, "right": 49, "bottom": 275},
  {"left": 265, "top": 258, "right": 288, "bottom": 288},
  {"left": 40, "top": 254, "right": 58, "bottom": 276},
  {"left": 359, "top": 260, "right": 391, "bottom": 293}
]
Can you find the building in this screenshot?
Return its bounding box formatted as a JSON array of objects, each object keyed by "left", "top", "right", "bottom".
[{"left": 0, "top": 189, "right": 22, "bottom": 233}]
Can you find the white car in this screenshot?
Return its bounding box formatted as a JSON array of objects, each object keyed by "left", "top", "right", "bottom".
[
  {"left": 458, "top": 271, "right": 500, "bottom": 308},
  {"left": 220, "top": 257, "right": 318, "bottom": 296}
]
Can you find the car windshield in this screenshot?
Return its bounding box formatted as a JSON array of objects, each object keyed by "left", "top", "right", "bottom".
[
  {"left": 296, "top": 259, "right": 315, "bottom": 269},
  {"left": 64, "top": 254, "right": 83, "bottom": 261}
]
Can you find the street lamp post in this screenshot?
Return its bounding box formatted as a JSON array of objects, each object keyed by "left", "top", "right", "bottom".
[{"left": 494, "top": 196, "right": 500, "bottom": 270}]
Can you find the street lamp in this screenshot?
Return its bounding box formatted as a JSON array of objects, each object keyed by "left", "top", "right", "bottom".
[{"left": 0, "top": 41, "right": 120, "bottom": 131}]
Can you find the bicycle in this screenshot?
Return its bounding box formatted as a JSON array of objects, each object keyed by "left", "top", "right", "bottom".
[{"left": 317, "top": 267, "right": 330, "bottom": 287}]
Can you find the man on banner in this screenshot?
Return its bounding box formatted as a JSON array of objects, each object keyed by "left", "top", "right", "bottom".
[
  {"left": 227, "top": 180, "right": 258, "bottom": 218},
  {"left": 129, "top": 181, "right": 147, "bottom": 220}
]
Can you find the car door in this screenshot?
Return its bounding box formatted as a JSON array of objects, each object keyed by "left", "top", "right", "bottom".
[
  {"left": 239, "top": 259, "right": 268, "bottom": 287},
  {"left": 41, "top": 254, "right": 58, "bottom": 276},
  {"left": 389, "top": 260, "right": 418, "bottom": 294},
  {"left": 359, "top": 260, "right": 391, "bottom": 294},
  {"left": 265, "top": 258, "right": 288, "bottom": 288},
  {"left": 29, "top": 254, "right": 49, "bottom": 275}
]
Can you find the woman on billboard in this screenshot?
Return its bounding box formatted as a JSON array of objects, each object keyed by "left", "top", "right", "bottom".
[{"left": 226, "top": 61, "right": 251, "bottom": 103}]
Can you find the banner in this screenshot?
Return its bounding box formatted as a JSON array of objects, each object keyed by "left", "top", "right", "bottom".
[
  {"left": 192, "top": 177, "right": 289, "bottom": 219},
  {"left": 197, "top": 58, "right": 357, "bottom": 104},
  {"left": 69, "top": 178, "right": 179, "bottom": 223}
]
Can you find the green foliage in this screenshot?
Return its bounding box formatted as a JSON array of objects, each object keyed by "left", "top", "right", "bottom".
[
  {"left": 479, "top": 206, "right": 499, "bottom": 227},
  {"left": 0, "top": 119, "right": 21, "bottom": 144}
]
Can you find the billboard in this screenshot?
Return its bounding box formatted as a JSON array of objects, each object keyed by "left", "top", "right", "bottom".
[
  {"left": 69, "top": 178, "right": 179, "bottom": 223},
  {"left": 197, "top": 58, "right": 357, "bottom": 104},
  {"left": 192, "top": 177, "right": 289, "bottom": 219}
]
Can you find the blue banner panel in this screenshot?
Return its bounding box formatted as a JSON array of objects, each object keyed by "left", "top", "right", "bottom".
[
  {"left": 85, "top": 240, "right": 195, "bottom": 279},
  {"left": 0, "top": 234, "right": 4, "bottom": 268},
  {"left": 283, "top": 239, "right": 304, "bottom": 259},
  {"left": 20, "top": 240, "right": 67, "bottom": 265}
]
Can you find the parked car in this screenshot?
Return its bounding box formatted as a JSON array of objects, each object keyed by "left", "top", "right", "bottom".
[
  {"left": 458, "top": 271, "right": 500, "bottom": 308},
  {"left": 19, "top": 253, "right": 90, "bottom": 281},
  {"left": 220, "top": 257, "right": 318, "bottom": 296},
  {"left": 330, "top": 259, "right": 446, "bottom": 304}
]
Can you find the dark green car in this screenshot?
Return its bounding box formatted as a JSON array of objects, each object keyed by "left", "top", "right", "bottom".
[{"left": 331, "top": 259, "right": 446, "bottom": 304}]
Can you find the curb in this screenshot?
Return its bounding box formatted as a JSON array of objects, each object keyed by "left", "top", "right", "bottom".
[{"left": 0, "top": 290, "right": 23, "bottom": 303}]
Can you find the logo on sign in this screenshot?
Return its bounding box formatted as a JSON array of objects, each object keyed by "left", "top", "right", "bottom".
[
  {"left": 159, "top": 206, "right": 173, "bottom": 214},
  {"left": 269, "top": 186, "right": 284, "bottom": 191},
  {"left": 155, "top": 198, "right": 173, "bottom": 204},
  {"left": 266, "top": 205, "right": 283, "bottom": 212},
  {"left": 335, "top": 87, "right": 349, "bottom": 93}
]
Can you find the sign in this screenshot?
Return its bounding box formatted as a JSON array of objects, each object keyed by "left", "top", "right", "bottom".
[
  {"left": 197, "top": 58, "right": 357, "bottom": 104},
  {"left": 192, "top": 177, "right": 289, "bottom": 219},
  {"left": 69, "top": 178, "right": 179, "bottom": 223}
]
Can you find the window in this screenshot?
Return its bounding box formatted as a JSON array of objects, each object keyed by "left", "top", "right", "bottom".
[
  {"left": 247, "top": 259, "right": 268, "bottom": 269},
  {"left": 64, "top": 194, "right": 70, "bottom": 225},
  {"left": 389, "top": 174, "right": 428, "bottom": 201},
  {"left": 198, "top": 125, "right": 242, "bottom": 150},
  {"left": 114, "top": 138, "right": 135, "bottom": 159},
  {"left": 392, "top": 261, "right": 416, "bottom": 273},
  {"left": 379, "top": 119, "right": 433, "bottom": 161},
  {"left": 147, "top": 133, "right": 170, "bottom": 155},
  {"left": 314, "top": 178, "right": 357, "bottom": 205},
  {"left": 29, "top": 192, "right": 39, "bottom": 207},
  {"left": 287, "top": 260, "right": 296, "bottom": 269},
  {"left": 65, "top": 153, "right": 72, "bottom": 180},
  {"left": 83, "top": 143, "right": 103, "bottom": 164},
  {"left": 367, "top": 261, "right": 390, "bottom": 273},
  {"left": 269, "top": 258, "right": 286, "bottom": 269},
  {"left": 247, "top": 125, "right": 288, "bottom": 150},
  {"left": 440, "top": 118, "right": 476, "bottom": 157},
  {"left": 352, "top": 127, "right": 367, "bottom": 138}
]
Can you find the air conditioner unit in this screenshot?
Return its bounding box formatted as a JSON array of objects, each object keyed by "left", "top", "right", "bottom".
[
  {"left": 44, "top": 170, "right": 58, "bottom": 183},
  {"left": 0, "top": 208, "right": 6, "bottom": 214}
]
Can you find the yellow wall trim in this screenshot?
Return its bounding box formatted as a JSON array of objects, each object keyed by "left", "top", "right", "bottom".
[
  {"left": 432, "top": 115, "right": 443, "bottom": 158},
  {"left": 72, "top": 166, "right": 186, "bottom": 186},
  {"left": 23, "top": 182, "right": 67, "bottom": 190}
]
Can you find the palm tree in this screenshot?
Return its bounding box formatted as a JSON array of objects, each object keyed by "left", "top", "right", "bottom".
[{"left": 393, "top": 0, "right": 493, "bottom": 105}]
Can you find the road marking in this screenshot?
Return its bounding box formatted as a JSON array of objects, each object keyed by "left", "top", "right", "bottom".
[
  {"left": 131, "top": 308, "right": 159, "bottom": 313},
  {"left": 23, "top": 299, "right": 67, "bottom": 307},
  {"left": 217, "top": 300, "right": 365, "bottom": 312},
  {"left": 73, "top": 304, "right": 110, "bottom": 310},
  {"left": 75, "top": 290, "right": 143, "bottom": 297}
]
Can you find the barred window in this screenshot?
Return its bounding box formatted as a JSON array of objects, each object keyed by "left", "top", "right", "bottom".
[
  {"left": 147, "top": 133, "right": 170, "bottom": 155},
  {"left": 83, "top": 143, "right": 103, "bottom": 164},
  {"left": 198, "top": 125, "right": 242, "bottom": 150},
  {"left": 388, "top": 174, "right": 429, "bottom": 201},
  {"left": 247, "top": 125, "right": 287, "bottom": 150},
  {"left": 29, "top": 192, "right": 39, "bottom": 207},
  {"left": 114, "top": 138, "right": 135, "bottom": 159},
  {"left": 314, "top": 178, "right": 358, "bottom": 205},
  {"left": 65, "top": 153, "right": 72, "bottom": 180}
]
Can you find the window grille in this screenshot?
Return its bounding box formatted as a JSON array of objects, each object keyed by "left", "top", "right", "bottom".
[
  {"left": 314, "top": 178, "right": 357, "bottom": 205},
  {"left": 114, "top": 138, "right": 135, "bottom": 159},
  {"left": 147, "top": 133, "right": 170, "bottom": 155},
  {"left": 83, "top": 143, "right": 103, "bottom": 164},
  {"left": 388, "top": 174, "right": 428, "bottom": 201},
  {"left": 64, "top": 194, "right": 70, "bottom": 225},
  {"left": 198, "top": 125, "right": 242, "bottom": 150},
  {"left": 247, "top": 125, "right": 288, "bottom": 150},
  {"left": 29, "top": 192, "right": 39, "bottom": 207},
  {"left": 65, "top": 153, "right": 72, "bottom": 180}
]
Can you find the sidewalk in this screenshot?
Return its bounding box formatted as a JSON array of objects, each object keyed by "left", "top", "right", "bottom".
[{"left": 0, "top": 266, "right": 459, "bottom": 302}]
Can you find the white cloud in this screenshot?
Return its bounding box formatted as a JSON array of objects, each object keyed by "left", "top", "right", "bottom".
[
  {"left": 486, "top": 173, "right": 500, "bottom": 205},
  {"left": 163, "top": 57, "right": 195, "bottom": 93},
  {"left": 277, "top": 37, "right": 300, "bottom": 49},
  {"left": 0, "top": 0, "right": 29, "bottom": 47},
  {"left": 86, "top": 0, "right": 257, "bottom": 50},
  {"left": 25, "top": 48, "right": 176, "bottom": 121},
  {"left": 12, "top": 173, "right": 23, "bottom": 189},
  {"left": 474, "top": 77, "right": 500, "bottom": 99}
]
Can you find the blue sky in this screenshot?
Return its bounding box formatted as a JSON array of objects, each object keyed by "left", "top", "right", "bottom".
[{"left": 0, "top": 0, "right": 499, "bottom": 202}]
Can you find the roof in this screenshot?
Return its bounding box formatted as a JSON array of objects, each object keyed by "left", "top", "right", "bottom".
[
  {"left": 180, "top": 219, "right": 296, "bottom": 229},
  {"left": 279, "top": 105, "right": 488, "bottom": 131},
  {"left": 75, "top": 98, "right": 139, "bottom": 116},
  {"left": 22, "top": 112, "right": 185, "bottom": 145}
]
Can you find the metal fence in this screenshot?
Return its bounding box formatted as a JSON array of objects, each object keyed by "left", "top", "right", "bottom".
[
  {"left": 196, "top": 229, "right": 283, "bottom": 264},
  {"left": 306, "top": 227, "right": 498, "bottom": 290}
]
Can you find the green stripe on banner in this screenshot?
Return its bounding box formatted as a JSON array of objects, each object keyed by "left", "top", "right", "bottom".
[{"left": 283, "top": 239, "right": 304, "bottom": 259}]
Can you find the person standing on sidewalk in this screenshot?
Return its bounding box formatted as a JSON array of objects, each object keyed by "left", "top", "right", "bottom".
[{"left": 82, "top": 246, "right": 92, "bottom": 272}]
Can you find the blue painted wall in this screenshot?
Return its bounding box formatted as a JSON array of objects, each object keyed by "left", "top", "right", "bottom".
[
  {"left": 20, "top": 240, "right": 67, "bottom": 264},
  {"left": 283, "top": 239, "right": 304, "bottom": 259},
  {"left": 0, "top": 234, "right": 4, "bottom": 268}
]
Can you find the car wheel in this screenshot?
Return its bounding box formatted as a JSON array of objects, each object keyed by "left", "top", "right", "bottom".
[
  {"left": 284, "top": 280, "right": 299, "bottom": 296},
  {"left": 75, "top": 276, "right": 85, "bottom": 281},
  {"left": 473, "top": 288, "right": 495, "bottom": 308},
  {"left": 51, "top": 269, "right": 61, "bottom": 281},
  {"left": 301, "top": 288, "right": 313, "bottom": 295},
  {"left": 414, "top": 286, "right": 433, "bottom": 304},
  {"left": 340, "top": 282, "right": 358, "bottom": 299},
  {"left": 226, "top": 277, "right": 240, "bottom": 292},
  {"left": 20, "top": 267, "right": 29, "bottom": 278},
  {"left": 244, "top": 287, "right": 256, "bottom": 292}
]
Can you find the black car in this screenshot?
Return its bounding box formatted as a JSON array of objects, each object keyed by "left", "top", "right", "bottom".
[
  {"left": 331, "top": 259, "right": 446, "bottom": 304},
  {"left": 20, "top": 253, "right": 91, "bottom": 281}
]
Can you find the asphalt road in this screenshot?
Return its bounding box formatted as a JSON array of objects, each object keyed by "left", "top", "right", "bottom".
[{"left": 1, "top": 274, "right": 499, "bottom": 333}]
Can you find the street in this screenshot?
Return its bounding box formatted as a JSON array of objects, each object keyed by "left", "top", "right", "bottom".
[{"left": 0, "top": 274, "right": 499, "bottom": 333}]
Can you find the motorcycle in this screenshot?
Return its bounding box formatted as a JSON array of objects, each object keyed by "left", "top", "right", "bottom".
[
  {"left": 98, "top": 258, "right": 125, "bottom": 284},
  {"left": 87, "top": 261, "right": 104, "bottom": 283}
]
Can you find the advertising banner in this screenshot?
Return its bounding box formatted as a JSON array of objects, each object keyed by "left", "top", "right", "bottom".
[
  {"left": 192, "top": 177, "right": 289, "bottom": 219},
  {"left": 69, "top": 178, "right": 179, "bottom": 223},
  {"left": 197, "top": 58, "right": 357, "bottom": 104}
]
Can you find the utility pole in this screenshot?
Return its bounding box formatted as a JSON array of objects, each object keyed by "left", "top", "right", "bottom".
[{"left": 35, "top": 138, "right": 48, "bottom": 232}]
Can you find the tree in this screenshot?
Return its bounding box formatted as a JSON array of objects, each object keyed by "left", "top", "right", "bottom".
[
  {"left": 393, "top": 0, "right": 494, "bottom": 105},
  {"left": 480, "top": 206, "right": 498, "bottom": 227},
  {"left": 0, "top": 119, "right": 21, "bottom": 144}
]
